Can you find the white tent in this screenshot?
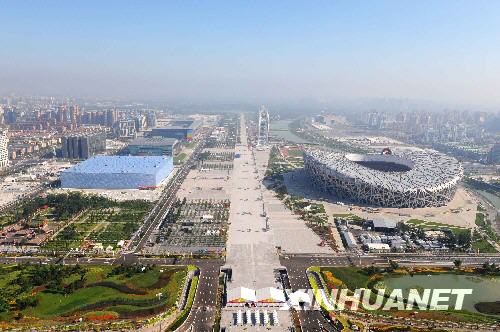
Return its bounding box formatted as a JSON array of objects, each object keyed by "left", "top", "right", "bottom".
[
  {"left": 256, "top": 287, "right": 286, "bottom": 303},
  {"left": 227, "top": 287, "right": 257, "bottom": 304}
]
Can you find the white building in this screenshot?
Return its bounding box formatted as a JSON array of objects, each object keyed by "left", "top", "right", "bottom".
[
  {"left": 364, "top": 242, "right": 390, "bottom": 253},
  {"left": 0, "top": 129, "right": 8, "bottom": 169}
]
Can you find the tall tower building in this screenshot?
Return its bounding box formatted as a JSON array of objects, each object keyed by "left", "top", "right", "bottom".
[
  {"left": 69, "top": 105, "right": 81, "bottom": 125},
  {"left": 146, "top": 111, "right": 157, "bottom": 128},
  {"left": 0, "top": 129, "right": 9, "bottom": 169},
  {"left": 106, "top": 109, "right": 117, "bottom": 127},
  {"left": 257, "top": 106, "right": 270, "bottom": 146}
]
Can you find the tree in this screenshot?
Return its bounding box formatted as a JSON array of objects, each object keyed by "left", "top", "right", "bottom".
[
  {"left": 396, "top": 222, "right": 411, "bottom": 234},
  {"left": 456, "top": 230, "right": 472, "bottom": 249},
  {"left": 59, "top": 224, "right": 77, "bottom": 241},
  {"left": 453, "top": 259, "right": 462, "bottom": 269},
  {"left": 415, "top": 227, "right": 425, "bottom": 239},
  {"left": 0, "top": 295, "right": 9, "bottom": 313},
  {"left": 363, "top": 265, "right": 380, "bottom": 276},
  {"left": 388, "top": 260, "right": 399, "bottom": 271}
]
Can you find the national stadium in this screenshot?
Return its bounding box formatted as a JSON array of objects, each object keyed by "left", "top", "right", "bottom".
[{"left": 304, "top": 148, "right": 463, "bottom": 208}]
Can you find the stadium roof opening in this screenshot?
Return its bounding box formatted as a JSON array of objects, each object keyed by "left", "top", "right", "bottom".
[{"left": 346, "top": 153, "right": 414, "bottom": 172}]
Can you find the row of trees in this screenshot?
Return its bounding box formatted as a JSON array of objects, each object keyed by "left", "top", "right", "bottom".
[
  {"left": 12, "top": 192, "right": 112, "bottom": 225},
  {"left": 11, "top": 192, "right": 151, "bottom": 226},
  {"left": 477, "top": 262, "right": 500, "bottom": 275},
  {"left": 108, "top": 264, "right": 155, "bottom": 278},
  {"left": 15, "top": 264, "right": 87, "bottom": 290}
]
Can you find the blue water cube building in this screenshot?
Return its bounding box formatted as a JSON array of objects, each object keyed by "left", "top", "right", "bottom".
[{"left": 61, "top": 156, "right": 173, "bottom": 189}]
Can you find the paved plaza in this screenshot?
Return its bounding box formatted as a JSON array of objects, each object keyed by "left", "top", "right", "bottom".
[
  {"left": 177, "top": 168, "right": 232, "bottom": 201},
  {"left": 226, "top": 115, "right": 334, "bottom": 291},
  {"left": 225, "top": 114, "right": 281, "bottom": 290}
]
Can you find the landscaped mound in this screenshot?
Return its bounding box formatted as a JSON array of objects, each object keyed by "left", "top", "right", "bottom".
[{"left": 0, "top": 263, "right": 186, "bottom": 328}]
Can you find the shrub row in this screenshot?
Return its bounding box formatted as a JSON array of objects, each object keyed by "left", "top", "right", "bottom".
[{"left": 167, "top": 275, "right": 199, "bottom": 331}]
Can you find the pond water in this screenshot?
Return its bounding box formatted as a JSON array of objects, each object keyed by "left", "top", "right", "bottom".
[
  {"left": 382, "top": 273, "right": 500, "bottom": 313},
  {"left": 270, "top": 120, "right": 311, "bottom": 144},
  {"left": 477, "top": 190, "right": 500, "bottom": 210}
]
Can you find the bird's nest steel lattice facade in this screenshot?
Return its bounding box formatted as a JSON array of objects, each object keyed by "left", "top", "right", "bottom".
[{"left": 304, "top": 149, "right": 463, "bottom": 208}]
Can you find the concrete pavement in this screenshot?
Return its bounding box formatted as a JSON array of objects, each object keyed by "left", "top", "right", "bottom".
[{"left": 225, "top": 114, "right": 282, "bottom": 290}]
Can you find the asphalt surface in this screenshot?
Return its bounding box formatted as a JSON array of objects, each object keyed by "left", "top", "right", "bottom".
[
  {"left": 176, "top": 259, "right": 223, "bottom": 332},
  {"left": 280, "top": 256, "right": 339, "bottom": 332}
]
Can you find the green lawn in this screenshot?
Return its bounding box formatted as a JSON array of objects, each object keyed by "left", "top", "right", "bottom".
[
  {"left": 174, "top": 153, "right": 188, "bottom": 165},
  {"left": 287, "top": 149, "right": 304, "bottom": 157},
  {"left": 332, "top": 213, "right": 364, "bottom": 221},
  {"left": 406, "top": 218, "right": 426, "bottom": 225},
  {"left": 406, "top": 219, "right": 468, "bottom": 236},
  {"left": 167, "top": 272, "right": 198, "bottom": 331},
  {"left": 472, "top": 238, "right": 498, "bottom": 253}
]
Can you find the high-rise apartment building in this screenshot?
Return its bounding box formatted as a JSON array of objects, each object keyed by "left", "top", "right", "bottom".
[
  {"left": 134, "top": 115, "right": 147, "bottom": 132},
  {"left": 69, "top": 105, "right": 81, "bottom": 125},
  {"left": 0, "top": 129, "right": 9, "bottom": 169},
  {"left": 146, "top": 111, "right": 157, "bottom": 128},
  {"left": 487, "top": 143, "right": 500, "bottom": 164},
  {"left": 116, "top": 119, "right": 137, "bottom": 138},
  {"left": 3, "top": 107, "right": 17, "bottom": 124},
  {"left": 106, "top": 109, "right": 118, "bottom": 127},
  {"left": 61, "top": 132, "right": 106, "bottom": 159}
]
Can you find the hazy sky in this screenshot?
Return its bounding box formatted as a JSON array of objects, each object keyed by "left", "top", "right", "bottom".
[{"left": 1, "top": 0, "right": 500, "bottom": 106}]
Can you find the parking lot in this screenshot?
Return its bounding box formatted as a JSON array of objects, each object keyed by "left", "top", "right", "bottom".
[{"left": 148, "top": 114, "right": 239, "bottom": 254}]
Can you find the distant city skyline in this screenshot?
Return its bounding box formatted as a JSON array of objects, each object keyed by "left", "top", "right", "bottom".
[{"left": 1, "top": 1, "right": 500, "bottom": 108}]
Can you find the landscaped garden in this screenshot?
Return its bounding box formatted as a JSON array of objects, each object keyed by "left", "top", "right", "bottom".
[
  {"left": 312, "top": 264, "right": 500, "bottom": 327},
  {"left": 174, "top": 152, "right": 188, "bottom": 165},
  {"left": 0, "top": 264, "right": 187, "bottom": 330},
  {"left": 35, "top": 193, "right": 151, "bottom": 251}
]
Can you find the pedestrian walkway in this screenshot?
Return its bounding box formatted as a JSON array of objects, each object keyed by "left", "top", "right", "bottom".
[{"left": 225, "top": 114, "right": 281, "bottom": 290}]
